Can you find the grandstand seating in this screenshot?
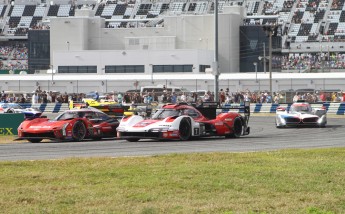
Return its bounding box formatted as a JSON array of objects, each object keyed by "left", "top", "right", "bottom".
[{"left": 2, "top": 0, "right": 345, "bottom": 72}]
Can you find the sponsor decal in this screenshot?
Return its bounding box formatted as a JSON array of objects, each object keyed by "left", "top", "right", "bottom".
[
  {"left": 30, "top": 126, "right": 52, "bottom": 129},
  {"left": 0, "top": 128, "right": 14, "bottom": 135}
]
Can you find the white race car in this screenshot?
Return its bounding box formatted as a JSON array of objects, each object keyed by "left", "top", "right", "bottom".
[
  {"left": 117, "top": 102, "right": 250, "bottom": 142},
  {"left": 0, "top": 103, "right": 42, "bottom": 118},
  {"left": 275, "top": 101, "right": 327, "bottom": 128}
]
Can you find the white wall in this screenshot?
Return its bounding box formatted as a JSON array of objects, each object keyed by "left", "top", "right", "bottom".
[
  {"left": 50, "top": 9, "right": 242, "bottom": 74},
  {"left": 52, "top": 49, "right": 214, "bottom": 74}
]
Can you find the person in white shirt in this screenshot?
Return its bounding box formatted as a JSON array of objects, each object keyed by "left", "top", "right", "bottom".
[
  {"left": 180, "top": 92, "right": 186, "bottom": 102},
  {"left": 32, "top": 93, "right": 38, "bottom": 104}
]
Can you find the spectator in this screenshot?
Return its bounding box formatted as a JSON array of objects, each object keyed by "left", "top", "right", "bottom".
[{"left": 32, "top": 93, "right": 38, "bottom": 104}]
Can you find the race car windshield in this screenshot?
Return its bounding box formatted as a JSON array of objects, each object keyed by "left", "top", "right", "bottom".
[
  {"left": 151, "top": 109, "right": 180, "bottom": 119},
  {"left": 54, "top": 112, "right": 85, "bottom": 121},
  {"left": 8, "top": 104, "right": 23, "bottom": 109},
  {"left": 1, "top": 104, "right": 23, "bottom": 109},
  {"left": 290, "top": 105, "right": 311, "bottom": 113}
]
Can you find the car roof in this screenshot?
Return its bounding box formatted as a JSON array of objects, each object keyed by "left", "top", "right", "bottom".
[
  {"left": 292, "top": 102, "right": 310, "bottom": 106},
  {"left": 162, "top": 103, "right": 195, "bottom": 110},
  {"left": 67, "top": 107, "right": 104, "bottom": 113}
]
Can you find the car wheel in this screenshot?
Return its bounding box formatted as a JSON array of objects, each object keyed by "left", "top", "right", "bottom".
[
  {"left": 28, "top": 139, "right": 42, "bottom": 143},
  {"left": 126, "top": 138, "right": 140, "bottom": 142},
  {"left": 72, "top": 121, "right": 86, "bottom": 141},
  {"left": 226, "top": 117, "right": 242, "bottom": 138},
  {"left": 7, "top": 109, "right": 14, "bottom": 113},
  {"left": 179, "top": 117, "right": 191, "bottom": 141}
]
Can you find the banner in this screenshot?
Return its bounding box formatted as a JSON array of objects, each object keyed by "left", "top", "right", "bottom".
[{"left": 0, "top": 113, "right": 25, "bottom": 135}]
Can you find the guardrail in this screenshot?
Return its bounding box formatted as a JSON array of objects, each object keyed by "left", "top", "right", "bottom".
[{"left": 16, "top": 102, "right": 345, "bottom": 115}]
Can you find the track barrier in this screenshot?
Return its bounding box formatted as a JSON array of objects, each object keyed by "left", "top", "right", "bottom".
[{"left": 12, "top": 102, "right": 345, "bottom": 115}]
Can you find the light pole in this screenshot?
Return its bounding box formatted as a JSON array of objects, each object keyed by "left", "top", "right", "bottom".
[
  {"left": 213, "top": 0, "right": 219, "bottom": 103},
  {"left": 269, "top": 29, "right": 272, "bottom": 97},
  {"left": 50, "top": 65, "right": 55, "bottom": 86},
  {"left": 262, "top": 25, "right": 274, "bottom": 97},
  {"left": 253, "top": 62, "right": 258, "bottom": 82},
  {"left": 263, "top": 42, "right": 266, "bottom": 74},
  {"left": 149, "top": 64, "right": 154, "bottom": 84}
]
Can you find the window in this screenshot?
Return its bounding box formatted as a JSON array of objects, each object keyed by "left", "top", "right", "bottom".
[
  {"left": 58, "top": 66, "right": 97, "bottom": 73},
  {"left": 105, "top": 65, "right": 144, "bottom": 73},
  {"left": 199, "top": 65, "right": 210, "bottom": 72},
  {"left": 153, "top": 65, "right": 193, "bottom": 73}
]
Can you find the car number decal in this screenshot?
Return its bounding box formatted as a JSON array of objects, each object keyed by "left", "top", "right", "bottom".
[{"left": 194, "top": 128, "right": 199, "bottom": 135}]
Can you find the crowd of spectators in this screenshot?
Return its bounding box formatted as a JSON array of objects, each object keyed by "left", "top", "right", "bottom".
[
  {"left": 2, "top": 86, "right": 345, "bottom": 106},
  {"left": 0, "top": 45, "right": 28, "bottom": 70},
  {"left": 281, "top": 53, "right": 345, "bottom": 70}
]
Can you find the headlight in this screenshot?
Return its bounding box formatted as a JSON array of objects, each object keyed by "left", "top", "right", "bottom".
[
  {"left": 149, "top": 127, "right": 169, "bottom": 132},
  {"left": 317, "top": 116, "right": 325, "bottom": 124},
  {"left": 278, "top": 116, "right": 286, "bottom": 125}
]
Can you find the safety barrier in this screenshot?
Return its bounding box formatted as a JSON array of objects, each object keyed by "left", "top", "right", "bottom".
[
  {"left": 224, "top": 103, "right": 345, "bottom": 115},
  {"left": 15, "top": 102, "right": 345, "bottom": 115},
  {"left": 19, "top": 103, "right": 70, "bottom": 113}
]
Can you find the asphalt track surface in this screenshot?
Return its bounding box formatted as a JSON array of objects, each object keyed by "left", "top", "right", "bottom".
[{"left": 1, "top": 115, "right": 345, "bottom": 161}]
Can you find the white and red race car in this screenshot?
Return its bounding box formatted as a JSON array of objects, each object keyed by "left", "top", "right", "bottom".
[
  {"left": 116, "top": 102, "right": 250, "bottom": 142},
  {"left": 275, "top": 101, "right": 327, "bottom": 128}
]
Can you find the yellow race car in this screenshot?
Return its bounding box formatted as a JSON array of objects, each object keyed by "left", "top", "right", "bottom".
[{"left": 69, "top": 99, "right": 127, "bottom": 118}]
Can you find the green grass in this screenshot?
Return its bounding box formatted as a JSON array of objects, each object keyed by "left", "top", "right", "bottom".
[
  {"left": 0, "top": 135, "right": 17, "bottom": 144},
  {"left": 1, "top": 149, "right": 345, "bottom": 213}
]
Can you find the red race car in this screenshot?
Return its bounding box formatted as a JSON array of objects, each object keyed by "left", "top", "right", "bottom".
[{"left": 17, "top": 107, "right": 119, "bottom": 143}]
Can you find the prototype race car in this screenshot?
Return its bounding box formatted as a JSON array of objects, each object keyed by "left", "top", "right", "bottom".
[
  {"left": 16, "top": 107, "right": 119, "bottom": 143},
  {"left": 275, "top": 101, "right": 327, "bottom": 128},
  {"left": 116, "top": 102, "right": 250, "bottom": 142},
  {"left": 69, "top": 99, "right": 127, "bottom": 118},
  {"left": 0, "top": 103, "right": 42, "bottom": 118}
]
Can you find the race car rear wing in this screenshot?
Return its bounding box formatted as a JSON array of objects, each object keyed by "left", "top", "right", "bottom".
[
  {"left": 193, "top": 101, "right": 250, "bottom": 119},
  {"left": 69, "top": 100, "right": 129, "bottom": 118},
  {"left": 194, "top": 101, "right": 250, "bottom": 136}
]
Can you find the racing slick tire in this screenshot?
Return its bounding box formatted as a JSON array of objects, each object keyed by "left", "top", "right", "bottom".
[
  {"left": 72, "top": 121, "right": 86, "bottom": 142},
  {"left": 319, "top": 124, "right": 326, "bottom": 128},
  {"left": 28, "top": 139, "right": 42, "bottom": 143},
  {"left": 276, "top": 123, "right": 284, "bottom": 128},
  {"left": 6, "top": 108, "right": 14, "bottom": 113},
  {"left": 226, "top": 117, "right": 242, "bottom": 138},
  {"left": 179, "top": 117, "right": 191, "bottom": 141}
]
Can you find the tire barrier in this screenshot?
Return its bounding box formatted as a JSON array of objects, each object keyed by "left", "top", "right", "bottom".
[{"left": 13, "top": 102, "right": 345, "bottom": 115}]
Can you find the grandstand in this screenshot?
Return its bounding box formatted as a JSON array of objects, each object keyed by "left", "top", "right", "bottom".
[{"left": 1, "top": 0, "right": 345, "bottom": 93}]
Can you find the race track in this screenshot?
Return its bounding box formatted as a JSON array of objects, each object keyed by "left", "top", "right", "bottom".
[{"left": 1, "top": 116, "right": 345, "bottom": 161}]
